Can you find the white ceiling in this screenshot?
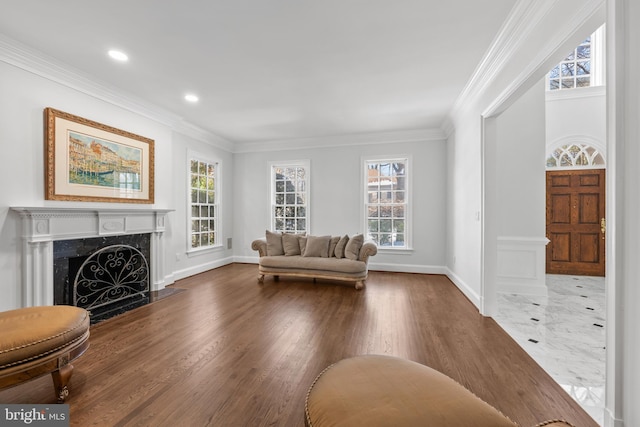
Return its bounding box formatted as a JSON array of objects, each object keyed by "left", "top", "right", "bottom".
[{"left": 0, "top": 1, "right": 516, "bottom": 143}]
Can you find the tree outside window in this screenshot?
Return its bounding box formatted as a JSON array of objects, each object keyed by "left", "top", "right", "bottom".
[
  {"left": 190, "top": 158, "right": 219, "bottom": 249},
  {"left": 365, "top": 159, "right": 408, "bottom": 248}
]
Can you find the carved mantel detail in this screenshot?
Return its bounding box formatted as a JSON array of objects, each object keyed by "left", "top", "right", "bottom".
[{"left": 11, "top": 207, "right": 173, "bottom": 307}]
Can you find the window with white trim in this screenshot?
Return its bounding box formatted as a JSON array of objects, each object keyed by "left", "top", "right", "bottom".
[
  {"left": 548, "top": 25, "right": 605, "bottom": 91},
  {"left": 189, "top": 156, "right": 220, "bottom": 249},
  {"left": 365, "top": 158, "right": 409, "bottom": 248},
  {"left": 270, "top": 161, "right": 309, "bottom": 234}
]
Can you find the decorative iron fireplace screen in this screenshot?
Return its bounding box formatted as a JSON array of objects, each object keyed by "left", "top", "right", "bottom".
[
  {"left": 72, "top": 244, "right": 149, "bottom": 313},
  {"left": 54, "top": 233, "right": 151, "bottom": 323}
]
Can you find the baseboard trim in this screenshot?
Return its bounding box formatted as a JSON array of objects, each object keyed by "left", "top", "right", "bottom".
[
  {"left": 444, "top": 268, "right": 481, "bottom": 308},
  {"left": 368, "top": 262, "right": 447, "bottom": 275},
  {"left": 173, "top": 256, "right": 235, "bottom": 281}
]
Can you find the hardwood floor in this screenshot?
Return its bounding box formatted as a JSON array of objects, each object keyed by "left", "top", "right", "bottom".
[{"left": 0, "top": 264, "right": 597, "bottom": 426}]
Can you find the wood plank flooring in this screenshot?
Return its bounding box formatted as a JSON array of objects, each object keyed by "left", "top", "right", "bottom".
[{"left": 0, "top": 264, "right": 597, "bottom": 426}]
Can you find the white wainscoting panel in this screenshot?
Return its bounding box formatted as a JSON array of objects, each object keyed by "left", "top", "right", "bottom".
[{"left": 497, "top": 236, "right": 549, "bottom": 296}]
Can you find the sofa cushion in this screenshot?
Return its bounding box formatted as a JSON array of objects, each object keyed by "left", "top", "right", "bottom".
[
  {"left": 265, "top": 230, "right": 284, "bottom": 256},
  {"left": 334, "top": 235, "right": 349, "bottom": 258},
  {"left": 282, "top": 233, "right": 301, "bottom": 256},
  {"left": 260, "top": 255, "right": 366, "bottom": 274},
  {"left": 345, "top": 234, "right": 364, "bottom": 260},
  {"left": 303, "top": 235, "right": 331, "bottom": 257},
  {"left": 328, "top": 236, "right": 340, "bottom": 257}
]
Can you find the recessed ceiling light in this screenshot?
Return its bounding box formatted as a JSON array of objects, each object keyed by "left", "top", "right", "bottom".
[
  {"left": 108, "top": 50, "right": 128, "bottom": 62},
  {"left": 184, "top": 94, "right": 199, "bottom": 103}
]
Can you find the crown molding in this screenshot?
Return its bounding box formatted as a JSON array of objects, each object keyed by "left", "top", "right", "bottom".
[
  {"left": 232, "top": 128, "right": 446, "bottom": 154},
  {"left": 0, "top": 33, "right": 234, "bottom": 152},
  {"left": 447, "top": 0, "right": 604, "bottom": 123},
  {"left": 451, "top": 0, "right": 557, "bottom": 114}
]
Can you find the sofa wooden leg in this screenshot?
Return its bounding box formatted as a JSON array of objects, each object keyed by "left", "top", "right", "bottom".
[
  {"left": 258, "top": 274, "right": 265, "bottom": 283},
  {"left": 274, "top": 275, "right": 280, "bottom": 281},
  {"left": 355, "top": 281, "right": 364, "bottom": 290},
  {"left": 52, "top": 363, "right": 74, "bottom": 403}
]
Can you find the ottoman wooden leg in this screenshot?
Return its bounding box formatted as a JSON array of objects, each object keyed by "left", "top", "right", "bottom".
[{"left": 52, "top": 363, "right": 74, "bottom": 403}]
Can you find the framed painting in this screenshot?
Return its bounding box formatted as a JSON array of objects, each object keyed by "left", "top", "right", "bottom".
[{"left": 45, "top": 108, "right": 154, "bottom": 203}]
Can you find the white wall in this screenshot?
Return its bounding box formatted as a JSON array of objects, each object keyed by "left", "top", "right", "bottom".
[
  {"left": 610, "top": 0, "right": 640, "bottom": 424},
  {"left": 233, "top": 137, "right": 447, "bottom": 272},
  {"left": 0, "top": 59, "right": 233, "bottom": 312},
  {"left": 496, "top": 79, "right": 546, "bottom": 238},
  {"left": 494, "top": 79, "right": 547, "bottom": 295},
  {"left": 546, "top": 86, "right": 607, "bottom": 152}
]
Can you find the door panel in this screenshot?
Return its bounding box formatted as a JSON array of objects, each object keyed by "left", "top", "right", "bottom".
[{"left": 546, "top": 169, "right": 605, "bottom": 276}]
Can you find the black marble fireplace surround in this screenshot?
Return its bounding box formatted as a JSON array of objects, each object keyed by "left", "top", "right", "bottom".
[{"left": 53, "top": 233, "right": 151, "bottom": 323}]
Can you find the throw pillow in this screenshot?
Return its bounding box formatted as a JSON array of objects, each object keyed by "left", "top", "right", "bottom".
[
  {"left": 328, "top": 236, "right": 340, "bottom": 257},
  {"left": 334, "top": 234, "right": 349, "bottom": 258},
  {"left": 265, "top": 230, "right": 284, "bottom": 256},
  {"left": 344, "top": 234, "right": 364, "bottom": 260},
  {"left": 299, "top": 236, "right": 307, "bottom": 256},
  {"left": 282, "top": 233, "right": 301, "bottom": 256},
  {"left": 303, "top": 235, "right": 332, "bottom": 257}
]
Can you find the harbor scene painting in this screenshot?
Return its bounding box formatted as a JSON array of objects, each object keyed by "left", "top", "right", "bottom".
[
  {"left": 45, "top": 107, "right": 154, "bottom": 203},
  {"left": 68, "top": 131, "right": 142, "bottom": 190}
]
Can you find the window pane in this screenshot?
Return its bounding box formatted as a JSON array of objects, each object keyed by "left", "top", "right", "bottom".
[
  {"left": 365, "top": 159, "right": 408, "bottom": 248},
  {"left": 272, "top": 163, "right": 308, "bottom": 233},
  {"left": 549, "top": 79, "right": 559, "bottom": 90},
  {"left": 561, "top": 63, "right": 575, "bottom": 76},
  {"left": 576, "top": 45, "right": 590, "bottom": 59},
  {"left": 576, "top": 77, "right": 590, "bottom": 87},
  {"left": 576, "top": 61, "right": 590, "bottom": 75},
  {"left": 561, "top": 79, "right": 575, "bottom": 89},
  {"left": 190, "top": 158, "right": 219, "bottom": 248}
]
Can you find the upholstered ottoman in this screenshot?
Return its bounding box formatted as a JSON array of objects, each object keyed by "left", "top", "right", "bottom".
[
  {"left": 0, "top": 306, "right": 90, "bottom": 402},
  {"left": 304, "top": 355, "right": 574, "bottom": 427}
]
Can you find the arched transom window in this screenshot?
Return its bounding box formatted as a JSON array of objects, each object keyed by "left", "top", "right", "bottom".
[{"left": 546, "top": 143, "right": 605, "bottom": 169}]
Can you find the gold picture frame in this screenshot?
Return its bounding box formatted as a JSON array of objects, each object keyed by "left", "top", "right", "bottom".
[{"left": 45, "top": 108, "right": 154, "bottom": 204}]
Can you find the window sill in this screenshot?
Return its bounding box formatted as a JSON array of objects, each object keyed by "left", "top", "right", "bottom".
[{"left": 186, "top": 245, "right": 224, "bottom": 258}]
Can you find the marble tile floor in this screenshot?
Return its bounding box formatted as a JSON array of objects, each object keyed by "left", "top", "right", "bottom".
[{"left": 494, "top": 274, "right": 606, "bottom": 426}]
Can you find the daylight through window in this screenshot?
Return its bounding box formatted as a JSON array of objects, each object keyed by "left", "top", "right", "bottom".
[
  {"left": 365, "top": 159, "right": 408, "bottom": 248},
  {"left": 271, "top": 162, "right": 309, "bottom": 234},
  {"left": 190, "top": 158, "right": 219, "bottom": 249}
]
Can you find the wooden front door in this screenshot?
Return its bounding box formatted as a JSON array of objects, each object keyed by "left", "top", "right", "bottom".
[{"left": 546, "top": 169, "right": 605, "bottom": 276}]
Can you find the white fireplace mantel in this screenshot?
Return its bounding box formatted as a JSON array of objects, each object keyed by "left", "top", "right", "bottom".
[{"left": 11, "top": 207, "right": 173, "bottom": 307}]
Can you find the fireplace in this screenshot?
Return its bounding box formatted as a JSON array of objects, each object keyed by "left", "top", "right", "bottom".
[
  {"left": 11, "top": 207, "right": 172, "bottom": 312},
  {"left": 54, "top": 233, "right": 151, "bottom": 323}
]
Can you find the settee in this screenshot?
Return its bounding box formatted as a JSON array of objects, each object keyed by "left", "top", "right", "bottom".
[{"left": 251, "top": 231, "right": 377, "bottom": 290}]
